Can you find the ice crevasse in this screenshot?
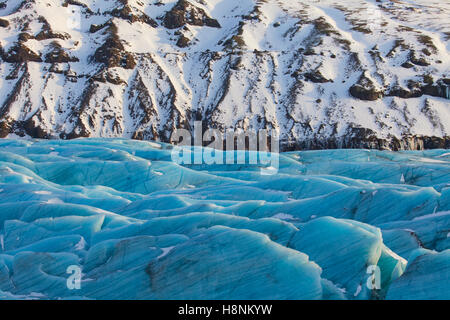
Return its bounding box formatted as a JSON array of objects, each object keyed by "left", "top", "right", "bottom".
[{"left": 0, "top": 138, "right": 449, "bottom": 300}]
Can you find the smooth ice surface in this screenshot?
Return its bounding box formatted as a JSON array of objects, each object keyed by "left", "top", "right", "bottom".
[{"left": 0, "top": 138, "right": 449, "bottom": 300}]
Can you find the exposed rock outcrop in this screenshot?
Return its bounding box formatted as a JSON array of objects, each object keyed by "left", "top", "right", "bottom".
[
  {"left": 163, "top": 0, "right": 221, "bottom": 29},
  {"left": 350, "top": 74, "right": 383, "bottom": 101}
]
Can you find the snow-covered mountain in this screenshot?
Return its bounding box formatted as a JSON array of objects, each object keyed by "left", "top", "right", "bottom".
[{"left": 0, "top": 0, "right": 449, "bottom": 150}]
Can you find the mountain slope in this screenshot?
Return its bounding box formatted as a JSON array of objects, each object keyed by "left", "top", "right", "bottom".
[{"left": 0, "top": 0, "right": 449, "bottom": 150}]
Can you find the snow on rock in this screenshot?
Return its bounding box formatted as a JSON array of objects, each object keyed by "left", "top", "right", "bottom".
[{"left": 0, "top": 1, "right": 448, "bottom": 150}]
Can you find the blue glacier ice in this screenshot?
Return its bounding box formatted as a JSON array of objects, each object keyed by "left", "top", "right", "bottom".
[{"left": 0, "top": 138, "right": 449, "bottom": 300}]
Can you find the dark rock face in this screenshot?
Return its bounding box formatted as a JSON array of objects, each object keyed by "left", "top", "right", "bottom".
[
  {"left": 164, "top": 0, "right": 221, "bottom": 29},
  {"left": 18, "top": 33, "right": 33, "bottom": 41},
  {"left": 409, "top": 51, "right": 430, "bottom": 66},
  {"left": 401, "top": 61, "right": 414, "bottom": 69},
  {"left": 2, "top": 43, "right": 42, "bottom": 63},
  {"left": 164, "top": 10, "right": 185, "bottom": 29},
  {"left": 385, "top": 79, "right": 450, "bottom": 100},
  {"left": 349, "top": 74, "right": 384, "bottom": 101},
  {"left": 204, "top": 18, "right": 221, "bottom": 28},
  {"left": 23, "top": 117, "right": 51, "bottom": 139},
  {"left": 93, "top": 24, "right": 136, "bottom": 69},
  {"left": 304, "top": 71, "right": 331, "bottom": 83},
  {"left": 422, "top": 81, "right": 450, "bottom": 100},
  {"left": 0, "top": 121, "right": 10, "bottom": 138},
  {"left": 282, "top": 127, "right": 450, "bottom": 151},
  {"left": 35, "top": 17, "right": 70, "bottom": 40},
  {"left": 0, "top": 18, "right": 8, "bottom": 28},
  {"left": 90, "top": 23, "right": 107, "bottom": 33},
  {"left": 350, "top": 84, "right": 383, "bottom": 101},
  {"left": 352, "top": 75, "right": 450, "bottom": 101},
  {"left": 176, "top": 35, "right": 191, "bottom": 48},
  {"left": 110, "top": 4, "right": 158, "bottom": 27},
  {"left": 313, "top": 17, "right": 339, "bottom": 36},
  {"left": 44, "top": 42, "right": 79, "bottom": 63},
  {"left": 386, "top": 86, "right": 421, "bottom": 99}
]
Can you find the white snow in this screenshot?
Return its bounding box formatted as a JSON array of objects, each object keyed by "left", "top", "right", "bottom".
[
  {"left": 47, "top": 198, "right": 64, "bottom": 204},
  {"left": 354, "top": 284, "right": 362, "bottom": 297},
  {"left": 157, "top": 246, "right": 175, "bottom": 260},
  {"left": 272, "top": 213, "right": 295, "bottom": 220},
  {"left": 34, "top": 190, "right": 52, "bottom": 195}
]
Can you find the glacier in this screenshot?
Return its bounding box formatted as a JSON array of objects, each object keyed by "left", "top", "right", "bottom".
[{"left": 0, "top": 138, "right": 449, "bottom": 300}]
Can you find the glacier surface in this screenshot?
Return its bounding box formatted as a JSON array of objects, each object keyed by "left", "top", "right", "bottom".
[{"left": 0, "top": 138, "right": 449, "bottom": 300}]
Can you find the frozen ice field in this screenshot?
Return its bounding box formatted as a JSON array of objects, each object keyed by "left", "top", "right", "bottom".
[{"left": 0, "top": 138, "right": 449, "bottom": 299}]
